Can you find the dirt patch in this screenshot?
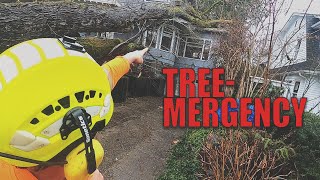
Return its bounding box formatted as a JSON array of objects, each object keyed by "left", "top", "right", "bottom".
[{"left": 96, "top": 96, "right": 184, "bottom": 180}]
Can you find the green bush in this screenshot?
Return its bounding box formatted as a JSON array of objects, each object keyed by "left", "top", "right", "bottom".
[
  {"left": 158, "top": 129, "right": 211, "bottom": 180},
  {"left": 160, "top": 111, "right": 320, "bottom": 179},
  {"left": 269, "top": 112, "right": 320, "bottom": 179}
]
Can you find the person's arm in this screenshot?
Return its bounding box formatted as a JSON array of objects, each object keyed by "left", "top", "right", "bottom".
[
  {"left": 101, "top": 48, "right": 148, "bottom": 89},
  {"left": 0, "top": 160, "right": 37, "bottom": 180}
]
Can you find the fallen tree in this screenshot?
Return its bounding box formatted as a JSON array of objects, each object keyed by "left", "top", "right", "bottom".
[{"left": 0, "top": 1, "right": 170, "bottom": 51}]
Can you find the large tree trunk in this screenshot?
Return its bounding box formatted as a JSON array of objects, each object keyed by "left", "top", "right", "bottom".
[{"left": 0, "top": 1, "right": 170, "bottom": 51}]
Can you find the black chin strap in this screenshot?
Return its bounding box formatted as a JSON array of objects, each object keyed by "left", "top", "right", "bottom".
[{"left": 60, "top": 107, "right": 97, "bottom": 174}]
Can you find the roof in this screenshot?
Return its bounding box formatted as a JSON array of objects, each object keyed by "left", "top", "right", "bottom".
[
  {"left": 279, "top": 13, "right": 320, "bottom": 36},
  {"left": 272, "top": 61, "right": 320, "bottom": 74},
  {"left": 273, "top": 13, "right": 320, "bottom": 74},
  {"left": 312, "top": 20, "right": 320, "bottom": 29},
  {"left": 169, "top": 18, "right": 226, "bottom": 35},
  {"left": 197, "top": 28, "right": 227, "bottom": 33}
]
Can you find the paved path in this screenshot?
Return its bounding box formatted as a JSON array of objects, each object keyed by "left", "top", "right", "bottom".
[{"left": 97, "top": 97, "right": 184, "bottom": 180}]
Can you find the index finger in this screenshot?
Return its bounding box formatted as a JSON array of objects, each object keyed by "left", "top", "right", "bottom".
[{"left": 140, "top": 48, "right": 149, "bottom": 55}]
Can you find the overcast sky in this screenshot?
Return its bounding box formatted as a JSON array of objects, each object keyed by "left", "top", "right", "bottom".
[{"left": 276, "top": 0, "right": 320, "bottom": 29}]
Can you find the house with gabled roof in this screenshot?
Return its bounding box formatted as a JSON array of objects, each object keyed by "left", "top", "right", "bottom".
[{"left": 272, "top": 13, "right": 320, "bottom": 114}]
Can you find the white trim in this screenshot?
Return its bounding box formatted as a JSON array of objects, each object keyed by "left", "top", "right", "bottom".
[
  {"left": 208, "top": 41, "right": 213, "bottom": 60},
  {"left": 177, "top": 55, "right": 208, "bottom": 62},
  {"left": 183, "top": 37, "right": 187, "bottom": 57},
  {"left": 155, "top": 27, "right": 162, "bottom": 49},
  {"left": 170, "top": 30, "right": 176, "bottom": 53},
  {"left": 200, "top": 43, "right": 205, "bottom": 60},
  {"left": 159, "top": 26, "right": 164, "bottom": 49},
  {"left": 142, "top": 31, "right": 147, "bottom": 46},
  {"left": 250, "top": 76, "right": 294, "bottom": 86}
]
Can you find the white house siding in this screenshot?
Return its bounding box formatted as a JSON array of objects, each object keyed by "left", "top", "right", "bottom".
[
  {"left": 301, "top": 77, "right": 320, "bottom": 114},
  {"left": 285, "top": 74, "right": 320, "bottom": 114},
  {"left": 272, "top": 16, "right": 307, "bottom": 68}
]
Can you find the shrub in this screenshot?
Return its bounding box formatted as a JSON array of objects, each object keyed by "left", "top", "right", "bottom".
[
  {"left": 158, "top": 129, "right": 211, "bottom": 180},
  {"left": 269, "top": 112, "right": 320, "bottom": 179},
  {"left": 200, "top": 129, "right": 293, "bottom": 179}
]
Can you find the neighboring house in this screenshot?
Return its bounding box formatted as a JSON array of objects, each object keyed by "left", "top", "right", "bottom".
[
  {"left": 117, "top": 0, "right": 172, "bottom": 6},
  {"left": 79, "top": 0, "right": 121, "bottom": 6},
  {"left": 271, "top": 13, "right": 320, "bottom": 114}
]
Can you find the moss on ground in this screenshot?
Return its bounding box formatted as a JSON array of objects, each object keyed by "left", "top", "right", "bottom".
[{"left": 78, "top": 37, "right": 143, "bottom": 65}]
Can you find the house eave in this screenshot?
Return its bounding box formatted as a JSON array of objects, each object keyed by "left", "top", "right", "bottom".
[
  {"left": 249, "top": 76, "right": 294, "bottom": 86},
  {"left": 277, "top": 70, "right": 320, "bottom": 76},
  {"left": 311, "top": 21, "right": 320, "bottom": 29}
]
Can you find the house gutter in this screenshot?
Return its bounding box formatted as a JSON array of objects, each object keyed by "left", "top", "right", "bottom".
[
  {"left": 278, "top": 70, "right": 320, "bottom": 76},
  {"left": 311, "top": 21, "right": 320, "bottom": 29},
  {"left": 298, "top": 71, "right": 307, "bottom": 80}
]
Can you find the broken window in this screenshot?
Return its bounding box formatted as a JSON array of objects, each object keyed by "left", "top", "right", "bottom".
[{"left": 181, "top": 38, "right": 212, "bottom": 60}]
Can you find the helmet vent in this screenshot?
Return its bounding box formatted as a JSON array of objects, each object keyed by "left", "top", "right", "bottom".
[
  {"left": 42, "top": 105, "right": 54, "bottom": 116},
  {"left": 89, "top": 90, "right": 96, "bottom": 98},
  {"left": 55, "top": 106, "right": 62, "bottom": 111},
  {"left": 75, "top": 91, "right": 85, "bottom": 103},
  {"left": 30, "top": 118, "right": 40, "bottom": 125},
  {"left": 58, "top": 96, "right": 70, "bottom": 109}
]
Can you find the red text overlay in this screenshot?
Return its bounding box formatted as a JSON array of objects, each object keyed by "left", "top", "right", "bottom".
[{"left": 162, "top": 68, "right": 307, "bottom": 128}]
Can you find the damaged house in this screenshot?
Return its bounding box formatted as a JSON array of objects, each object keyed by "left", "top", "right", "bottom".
[{"left": 81, "top": 0, "right": 224, "bottom": 98}]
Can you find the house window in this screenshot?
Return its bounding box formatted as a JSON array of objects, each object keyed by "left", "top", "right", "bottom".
[
  {"left": 160, "top": 26, "right": 175, "bottom": 52},
  {"left": 177, "top": 37, "right": 187, "bottom": 57},
  {"left": 161, "top": 35, "right": 172, "bottom": 51},
  {"left": 144, "top": 0, "right": 171, "bottom": 3},
  {"left": 185, "top": 38, "right": 204, "bottom": 59},
  {"left": 144, "top": 30, "right": 157, "bottom": 47},
  {"left": 202, "top": 40, "right": 212, "bottom": 60},
  {"left": 177, "top": 37, "right": 212, "bottom": 60},
  {"left": 150, "top": 25, "right": 213, "bottom": 60},
  {"left": 104, "top": 32, "right": 114, "bottom": 39},
  {"left": 292, "top": 81, "right": 300, "bottom": 97}
]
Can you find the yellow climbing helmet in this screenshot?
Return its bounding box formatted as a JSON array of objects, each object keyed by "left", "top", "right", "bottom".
[{"left": 0, "top": 37, "right": 114, "bottom": 172}]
